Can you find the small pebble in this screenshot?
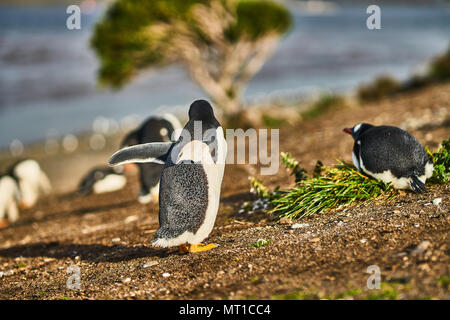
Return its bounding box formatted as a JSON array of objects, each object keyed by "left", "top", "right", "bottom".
[
  {"left": 162, "top": 272, "right": 170, "bottom": 278},
  {"left": 143, "top": 261, "right": 158, "bottom": 268},
  {"left": 432, "top": 198, "right": 442, "bottom": 207},
  {"left": 291, "top": 223, "right": 310, "bottom": 229},
  {"left": 411, "top": 240, "right": 431, "bottom": 255}
]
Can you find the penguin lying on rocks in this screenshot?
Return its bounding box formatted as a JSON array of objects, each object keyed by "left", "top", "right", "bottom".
[
  {"left": 109, "top": 100, "right": 227, "bottom": 253},
  {"left": 8, "top": 159, "right": 52, "bottom": 209},
  {"left": 0, "top": 175, "right": 20, "bottom": 228},
  {"left": 121, "top": 114, "right": 182, "bottom": 204},
  {"left": 77, "top": 165, "right": 126, "bottom": 195},
  {"left": 343, "top": 123, "right": 434, "bottom": 192}
]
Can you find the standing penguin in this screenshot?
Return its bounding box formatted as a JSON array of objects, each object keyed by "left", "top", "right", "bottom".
[
  {"left": 121, "top": 114, "right": 182, "bottom": 204},
  {"left": 343, "top": 123, "right": 434, "bottom": 192},
  {"left": 109, "top": 100, "right": 227, "bottom": 253},
  {"left": 9, "top": 159, "right": 52, "bottom": 209},
  {"left": 77, "top": 165, "right": 126, "bottom": 195},
  {"left": 0, "top": 175, "right": 21, "bottom": 228}
]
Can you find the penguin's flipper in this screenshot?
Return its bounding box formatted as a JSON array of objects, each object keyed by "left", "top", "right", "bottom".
[
  {"left": 109, "top": 142, "right": 174, "bottom": 166},
  {"left": 410, "top": 175, "right": 427, "bottom": 193}
]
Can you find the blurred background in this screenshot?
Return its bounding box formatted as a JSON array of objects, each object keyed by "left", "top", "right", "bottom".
[{"left": 0, "top": 0, "right": 449, "bottom": 192}]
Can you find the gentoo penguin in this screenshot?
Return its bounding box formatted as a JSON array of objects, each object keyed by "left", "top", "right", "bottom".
[
  {"left": 9, "top": 159, "right": 52, "bottom": 208},
  {"left": 0, "top": 175, "right": 21, "bottom": 228},
  {"left": 121, "top": 114, "right": 182, "bottom": 204},
  {"left": 343, "top": 123, "right": 434, "bottom": 192},
  {"left": 109, "top": 100, "right": 227, "bottom": 253},
  {"left": 77, "top": 165, "right": 126, "bottom": 195}
]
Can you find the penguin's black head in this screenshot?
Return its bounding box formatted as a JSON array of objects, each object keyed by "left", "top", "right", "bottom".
[
  {"left": 188, "top": 100, "right": 215, "bottom": 121},
  {"left": 343, "top": 123, "right": 374, "bottom": 140}
]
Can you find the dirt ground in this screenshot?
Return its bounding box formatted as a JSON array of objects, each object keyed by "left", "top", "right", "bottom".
[{"left": 0, "top": 84, "right": 449, "bottom": 300}]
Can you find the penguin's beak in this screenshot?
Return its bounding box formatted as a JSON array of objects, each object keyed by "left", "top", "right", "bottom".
[{"left": 343, "top": 128, "right": 352, "bottom": 134}]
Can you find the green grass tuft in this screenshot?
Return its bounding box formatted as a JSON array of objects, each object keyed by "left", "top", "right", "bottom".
[
  {"left": 426, "top": 138, "right": 450, "bottom": 184},
  {"left": 281, "top": 152, "right": 307, "bottom": 182},
  {"left": 250, "top": 239, "right": 270, "bottom": 248},
  {"left": 270, "top": 159, "right": 395, "bottom": 219}
]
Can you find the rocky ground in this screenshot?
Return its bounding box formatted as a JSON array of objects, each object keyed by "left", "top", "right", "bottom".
[{"left": 0, "top": 84, "right": 449, "bottom": 300}]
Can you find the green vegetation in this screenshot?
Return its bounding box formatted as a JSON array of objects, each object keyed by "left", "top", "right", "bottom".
[
  {"left": 437, "top": 276, "right": 450, "bottom": 288},
  {"left": 250, "top": 139, "right": 449, "bottom": 220},
  {"left": 270, "top": 159, "right": 394, "bottom": 219},
  {"left": 271, "top": 291, "right": 317, "bottom": 300},
  {"left": 365, "top": 283, "right": 399, "bottom": 300},
  {"left": 426, "top": 138, "right": 450, "bottom": 184},
  {"left": 91, "top": 0, "right": 291, "bottom": 116},
  {"left": 250, "top": 239, "right": 270, "bottom": 248},
  {"left": 280, "top": 152, "right": 307, "bottom": 182},
  {"left": 302, "top": 94, "right": 348, "bottom": 119},
  {"left": 428, "top": 46, "right": 450, "bottom": 82},
  {"left": 262, "top": 115, "right": 286, "bottom": 128},
  {"left": 357, "top": 46, "right": 450, "bottom": 102},
  {"left": 357, "top": 75, "right": 401, "bottom": 102}
]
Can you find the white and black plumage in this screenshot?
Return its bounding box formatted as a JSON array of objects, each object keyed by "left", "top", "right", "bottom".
[
  {"left": 109, "top": 100, "right": 227, "bottom": 253},
  {"left": 77, "top": 165, "right": 126, "bottom": 195},
  {"left": 0, "top": 174, "right": 20, "bottom": 227},
  {"left": 8, "top": 159, "right": 52, "bottom": 208},
  {"left": 121, "top": 114, "right": 182, "bottom": 204},
  {"left": 343, "top": 123, "right": 434, "bottom": 193}
]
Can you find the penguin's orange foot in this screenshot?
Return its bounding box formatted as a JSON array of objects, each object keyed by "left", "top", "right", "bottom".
[
  {"left": 152, "top": 194, "right": 159, "bottom": 203},
  {"left": 179, "top": 244, "right": 190, "bottom": 253},
  {"left": 0, "top": 219, "right": 9, "bottom": 229},
  {"left": 189, "top": 243, "right": 217, "bottom": 253}
]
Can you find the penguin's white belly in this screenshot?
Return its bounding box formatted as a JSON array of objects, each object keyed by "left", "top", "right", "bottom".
[
  {"left": 352, "top": 151, "right": 360, "bottom": 171},
  {"left": 93, "top": 174, "right": 126, "bottom": 194},
  {"left": 0, "top": 177, "right": 19, "bottom": 222},
  {"left": 189, "top": 128, "right": 227, "bottom": 244},
  {"left": 359, "top": 157, "right": 434, "bottom": 190}
]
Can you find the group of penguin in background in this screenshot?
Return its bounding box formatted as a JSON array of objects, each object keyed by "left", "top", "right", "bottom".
[
  {"left": 1, "top": 99, "right": 435, "bottom": 253},
  {"left": 0, "top": 159, "right": 52, "bottom": 228}
]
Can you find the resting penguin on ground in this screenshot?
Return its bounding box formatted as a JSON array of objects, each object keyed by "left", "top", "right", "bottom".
[
  {"left": 343, "top": 123, "right": 434, "bottom": 192},
  {"left": 9, "top": 159, "right": 52, "bottom": 209},
  {"left": 77, "top": 165, "right": 126, "bottom": 195},
  {"left": 121, "top": 114, "right": 182, "bottom": 204},
  {"left": 109, "top": 100, "right": 227, "bottom": 253},
  {"left": 0, "top": 175, "right": 21, "bottom": 228}
]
